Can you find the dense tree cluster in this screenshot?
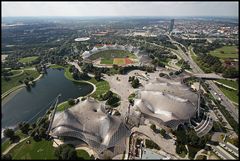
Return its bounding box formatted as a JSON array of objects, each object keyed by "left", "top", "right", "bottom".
[
  {"left": 178, "top": 59, "right": 191, "bottom": 70},
  {"left": 192, "top": 41, "right": 223, "bottom": 54},
  {"left": 18, "top": 122, "right": 30, "bottom": 135},
  {"left": 128, "top": 76, "right": 140, "bottom": 88},
  {"left": 173, "top": 125, "right": 211, "bottom": 159},
  {"left": 222, "top": 67, "right": 238, "bottom": 78},
  {"left": 145, "top": 139, "right": 160, "bottom": 150},
  {"left": 30, "top": 114, "right": 50, "bottom": 141},
  {"left": 100, "top": 90, "right": 121, "bottom": 107},
  {"left": 54, "top": 144, "right": 78, "bottom": 160},
  {"left": 172, "top": 36, "right": 207, "bottom": 47}
]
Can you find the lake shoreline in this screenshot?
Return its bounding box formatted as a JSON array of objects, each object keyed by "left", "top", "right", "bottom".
[
  {"left": 2, "top": 68, "right": 94, "bottom": 129},
  {"left": 1, "top": 73, "right": 43, "bottom": 102}
]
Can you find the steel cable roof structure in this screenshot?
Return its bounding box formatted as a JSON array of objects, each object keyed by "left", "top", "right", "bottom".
[
  {"left": 133, "top": 78, "right": 198, "bottom": 129},
  {"left": 50, "top": 98, "right": 130, "bottom": 154}
]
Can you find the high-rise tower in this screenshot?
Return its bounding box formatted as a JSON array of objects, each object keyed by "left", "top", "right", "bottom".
[{"left": 169, "top": 19, "right": 174, "bottom": 32}]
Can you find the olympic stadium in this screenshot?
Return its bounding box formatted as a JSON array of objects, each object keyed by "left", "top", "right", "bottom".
[
  {"left": 82, "top": 44, "right": 139, "bottom": 59},
  {"left": 49, "top": 98, "right": 130, "bottom": 155},
  {"left": 132, "top": 78, "right": 199, "bottom": 130}
]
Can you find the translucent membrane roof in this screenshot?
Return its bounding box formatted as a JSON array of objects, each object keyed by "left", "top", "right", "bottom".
[
  {"left": 50, "top": 98, "right": 130, "bottom": 153},
  {"left": 134, "top": 78, "right": 198, "bottom": 129}
]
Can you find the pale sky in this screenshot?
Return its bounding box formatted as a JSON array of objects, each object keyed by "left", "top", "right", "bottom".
[{"left": 2, "top": 1, "right": 239, "bottom": 17}]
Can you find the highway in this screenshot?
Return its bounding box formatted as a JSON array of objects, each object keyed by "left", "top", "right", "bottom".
[{"left": 166, "top": 34, "right": 239, "bottom": 123}]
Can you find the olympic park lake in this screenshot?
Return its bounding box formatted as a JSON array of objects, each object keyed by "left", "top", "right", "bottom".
[{"left": 1, "top": 68, "right": 94, "bottom": 130}]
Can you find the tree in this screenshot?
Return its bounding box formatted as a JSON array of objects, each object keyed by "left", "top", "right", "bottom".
[
  {"left": 18, "top": 122, "right": 30, "bottom": 134},
  {"left": 55, "top": 144, "right": 77, "bottom": 160},
  {"left": 94, "top": 71, "right": 102, "bottom": 81},
  {"left": 160, "top": 129, "right": 166, "bottom": 136},
  {"left": 1, "top": 154, "right": 12, "bottom": 160},
  {"left": 106, "top": 95, "right": 120, "bottom": 107},
  {"left": 223, "top": 67, "right": 238, "bottom": 78},
  {"left": 131, "top": 78, "right": 140, "bottom": 88},
  {"left": 150, "top": 124, "right": 156, "bottom": 132},
  {"left": 3, "top": 128, "right": 15, "bottom": 140},
  {"left": 159, "top": 73, "right": 165, "bottom": 77},
  {"left": 24, "top": 79, "right": 30, "bottom": 86},
  {"left": 102, "top": 91, "right": 113, "bottom": 101},
  {"left": 69, "top": 65, "right": 75, "bottom": 73},
  {"left": 68, "top": 99, "right": 75, "bottom": 106}
]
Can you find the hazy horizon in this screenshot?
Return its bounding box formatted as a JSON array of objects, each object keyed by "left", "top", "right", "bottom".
[{"left": 2, "top": 1, "right": 239, "bottom": 17}]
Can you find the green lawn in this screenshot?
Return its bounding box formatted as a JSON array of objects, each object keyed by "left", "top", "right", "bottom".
[
  {"left": 11, "top": 70, "right": 23, "bottom": 76},
  {"left": 56, "top": 101, "right": 71, "bottom": 111},
  {"left": 19, "top": 56, "right": 39, "bottom": 63},
  {"left": 88, "top": 50, "right": 136, "bottom": 60},
  {"left": 216, "top": 79, "right": 238, "bottom": 89},
  {"left": 1, "top": 69, "right": 40, "bottom": 94},
  {"left": 63, "top": 66, "right": 110, "bottom": 100},
  {"left": 64, "top": 66, "right": 74, "bottom": 81},
  {"left": 100, "top": 59, "right": 113, "bottom": 64},
  {"left": 49, "top": 64, "right": 65, "bottom": 69},
  {"left": 88, "top": 78, "right": 110, "bottom": 100},
  {"left": 76, "top": 149, "right": 93, "bottom": 160},
  {"left": 1, "top": 130, "right": 28, "bottom": 153},
  {"left": 218, "top": 85, "right": 238, "bottom": 104},
  {"left": 7, "top": 137, "right": 56, "bottom": 160},
  {"left": 209, "top": 46, "right": 238, "bottom": 60}
]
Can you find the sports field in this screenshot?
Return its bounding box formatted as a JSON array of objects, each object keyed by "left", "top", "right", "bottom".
[
  {"left": 100, "top": 59, "right": 113, "bottom": 64},
  {"left": 208, "top": 46, "right": 238, "bottom": 60},
  {"left": 113, "top": 58, "right": 125, "bottom": 65},
  {"left": 100, "top": 57, "right": 134, "bottom": 65}
]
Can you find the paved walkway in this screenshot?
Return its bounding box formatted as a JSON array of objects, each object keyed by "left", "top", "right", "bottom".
[
  {"left": 2, "top": 136, "right": 30, "bottom": 155},
  {"left": 7, "top": 70, "right": 24, "bottom": 78}
]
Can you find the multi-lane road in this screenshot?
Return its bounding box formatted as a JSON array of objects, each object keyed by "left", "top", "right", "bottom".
[{"left": 166, "top": 34, "right": 238, "bottom": 123}]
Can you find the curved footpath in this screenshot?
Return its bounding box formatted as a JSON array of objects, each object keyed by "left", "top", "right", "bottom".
[
  {"left": 1, "top": 70, "right": 24, "bottom": 78},
  {"left": 2, "top": 136, "right": 30, "bottom": 155}
]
